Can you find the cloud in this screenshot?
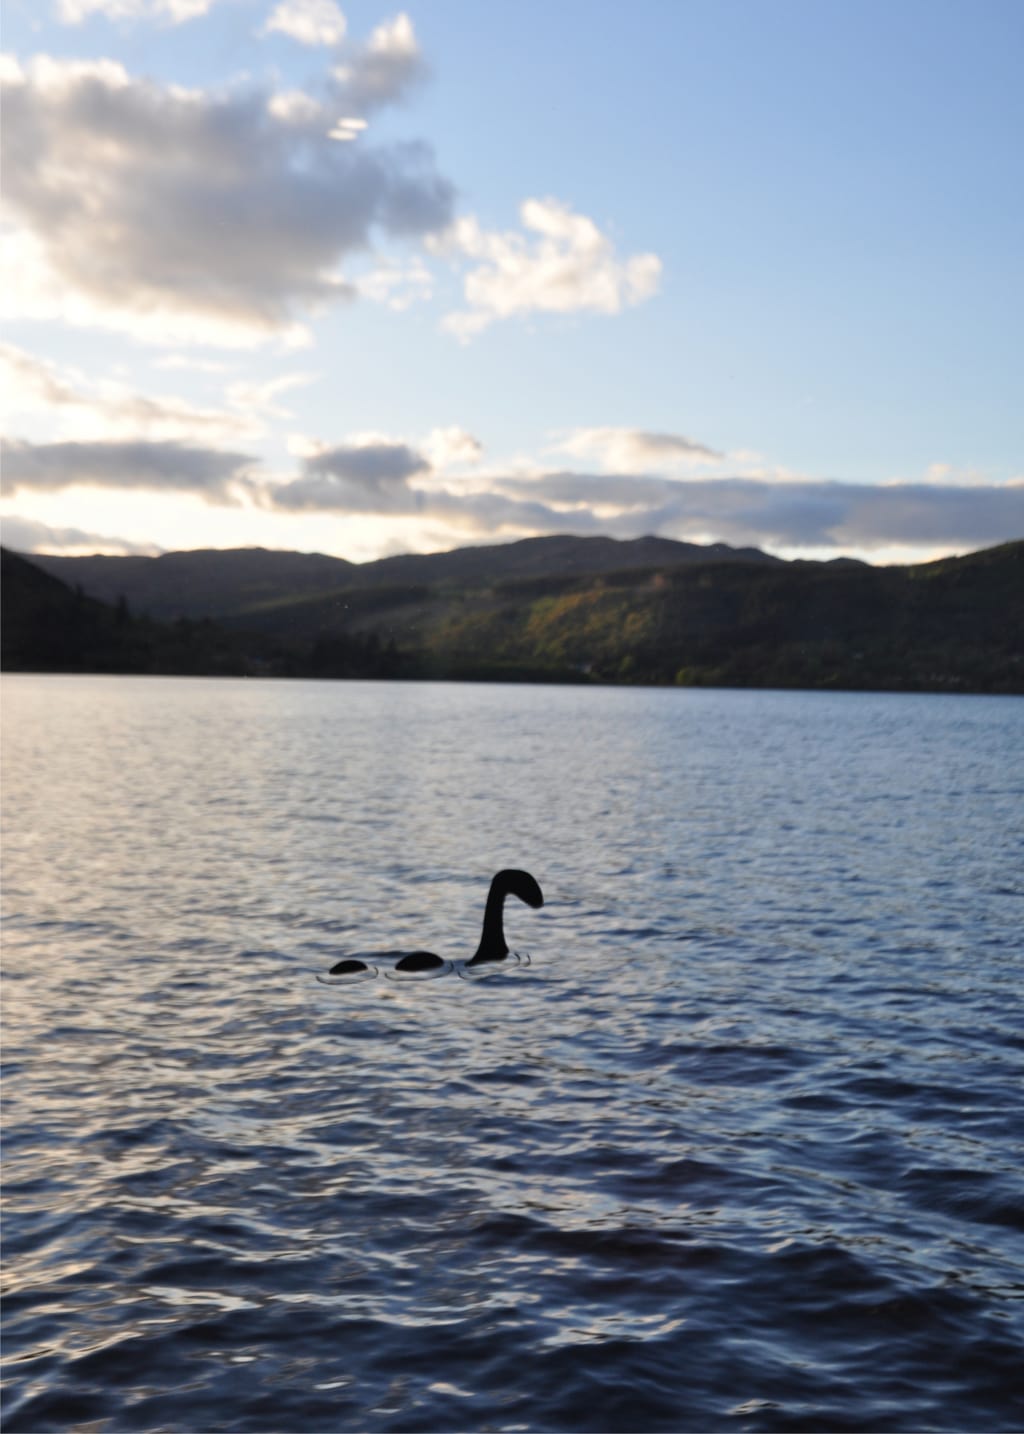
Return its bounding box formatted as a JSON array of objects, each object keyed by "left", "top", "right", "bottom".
[
  {"left": 269, "top": 438, "right": 431, "bottom": 511},
  {"left": 306, "top": 439, "right": 429, "bottom": 484},
  {"left": 0, "top": 53, "right": 454, "bottom": 344},
  {"left": 0, "top": 342, "right": 85, "bottom": 412},
  {"left": 356, "top": 256, "right": 433, "bottom": 309},
  {"left": 1, "top": 513, "right": 159, "bottom": 556},
  {"left": 491, "top": 474, "right": 1024, "bottom": 551},
  {"left": 1, "top": 437, "right": 258, "bottom": 503},
  {"left": 263, "top": 0, "right": 347, "bottom": 48},
  {"left": 268, "top": 14, "right": 425, "bottom": 127},
  {"left": 434, "top": 199, "right": 662, "bottom": 340},
  {"left": 57, "top": 0, "right": 215, "bottom": 23},
  {"left": 153, "top": 355, "right": 231, "bottom": 373},
  {"left": 330, "top": 13, "right": 425, "bottom": 115},
  {"left": 266, "top": 89, "right": 326, "bottom": 126},
  {"left": 258, "top": 446, "right": 1024, "bottom": 553},
  {"left": 0, "top": 342, "right": 306, "bottom": 442},
  {"left": 329, "top": 117, "right": 367, "bottom": 141},
  {"left": 223, "top": 372, "right": 316, "bottom": 423},
  {"left": 423, "top": 426, "right": 483, "bottom": 467},
  {"left": 555, "top": 427, "right": 723, "bottom": 473}
]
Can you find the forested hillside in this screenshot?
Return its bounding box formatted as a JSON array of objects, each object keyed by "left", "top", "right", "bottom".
[{"left": 4, "top": 539, "right": 1022, "bottom": 693}]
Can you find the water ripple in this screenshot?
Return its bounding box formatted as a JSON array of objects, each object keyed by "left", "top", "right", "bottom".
[{"left": 3, "top": 678, "right": 1023, "bottom": 1432}]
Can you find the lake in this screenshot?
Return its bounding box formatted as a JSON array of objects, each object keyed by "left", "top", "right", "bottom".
[{"left": 2, "top": 675, "right": 1022, "bottom": 1432}]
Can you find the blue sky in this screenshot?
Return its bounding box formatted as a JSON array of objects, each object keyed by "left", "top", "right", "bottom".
[{"left": 2, "top": 0, "right": 1021, "bottom": 564}]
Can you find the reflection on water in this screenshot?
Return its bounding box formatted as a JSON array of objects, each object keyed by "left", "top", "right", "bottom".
[{"left": 3, "top": 676, "right": 1023, "bottom": 1432}]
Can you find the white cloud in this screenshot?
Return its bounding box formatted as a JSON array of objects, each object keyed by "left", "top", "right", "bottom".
[
  {"left": 423, "top": 426, "right": 483, "bottom": 468},
  {"left": 58, "top": 0, "right": 215, "bottom": 23},
  {"left": 58, "top": 0, "right": 215, "bottom": 21},
  {"left": 263, "top": 0, "right": 347, "bottom": 48},
  {"left": 329, "top": 117, "right": 368, "bottom": 141},
  {"left": 223, "top": 372, "right": 316, "bottom": 422},
  {"left": 267, "top": 89, "right": 325, "bottom": 125},
  {"left": 0, "top": 342, "right": 312, "bottom": 442},
  {"left": 0, "top": 53, "right": 453, "bottom": 345},
  {"left": 919, "top": 461, "right": 994, "bottom": 489},
  {"left": 356, "top": 256, "right": 433, "bottom": 309},
  {"left": 1, "top": 342, "right": 84, "bottom": 416},
  {"left": 555, "top": 427, "right": 723, "bottom": 473},
  {"left": 153, "top": 355, "right": 231, "bottom": 373},
  {"left": 368, "top": 12, "right": 417, "bottom": 57},
  {"left": 435, "top": 199, "right": 662, "bottom": 340}
]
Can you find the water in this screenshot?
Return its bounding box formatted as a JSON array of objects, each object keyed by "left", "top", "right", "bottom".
[{"left": 2, "top": 675, "right": 1022, "bottom": 1432}]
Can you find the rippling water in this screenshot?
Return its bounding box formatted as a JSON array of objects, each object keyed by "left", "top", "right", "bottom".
[{"left": 3, "top": 676, "right": 1023, "bottom": 1432}]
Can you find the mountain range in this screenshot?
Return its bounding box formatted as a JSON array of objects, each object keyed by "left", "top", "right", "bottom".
[
  {"left": 3, "top": 535, "right": 1022, "bottom": 693},
  {"left": 25, "top": 535, "right": 785, "bottom": 622}
]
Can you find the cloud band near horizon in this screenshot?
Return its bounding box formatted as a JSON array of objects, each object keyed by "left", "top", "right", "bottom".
[{"left": 4, "top": 433, "right": 1021, "bottom": 556}]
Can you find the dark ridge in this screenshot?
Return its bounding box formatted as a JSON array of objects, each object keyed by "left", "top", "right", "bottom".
[
  {"left": 26, "top": 535, "right": 780, "bottom": 621},
  {"left": 341, "top": 534, "right": 783, "bottom": 593},
  {"left": 26, "top": 546, "right": 356, "bottom": 622},
  {"left": 0, "top": 546, "right": 259, "bottom": 676}
]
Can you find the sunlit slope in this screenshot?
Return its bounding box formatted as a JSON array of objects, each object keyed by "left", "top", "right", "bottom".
[{"left": 202, "top": 539, "right": 1024, "bottom": 691}]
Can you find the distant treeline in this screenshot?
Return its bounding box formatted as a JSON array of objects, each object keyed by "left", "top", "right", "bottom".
[{"left": 3, "top": 538, "right": 1022, "bottom": 693}]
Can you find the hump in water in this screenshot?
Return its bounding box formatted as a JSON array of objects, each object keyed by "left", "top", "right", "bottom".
[
  {"left": 329, "top": 957, "right": 371, "bottom": 975},
  {"left": 394, "top": 950, "right": 445, "bottom": 973}
]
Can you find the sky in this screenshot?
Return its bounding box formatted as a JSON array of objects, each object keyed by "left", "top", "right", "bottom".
[{"left": 2, "top": 0, "right": 1022, "bottom": 567}]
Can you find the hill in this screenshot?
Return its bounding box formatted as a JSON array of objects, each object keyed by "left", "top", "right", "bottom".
[
  {"left": 4, "top": 538, "right": 1023, "bottom": 693},
  {"left": 27, "top": 535, "right": 780, "bottom": 621},
  {"left": 0, "top": 547, "right": 248, "bottom": 675},
  {"left": 443, "top": 541, "right": 1021, "bottom": 691},
  {"left": 26, "top": 546, "right": 356, "bottom": 622}
]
